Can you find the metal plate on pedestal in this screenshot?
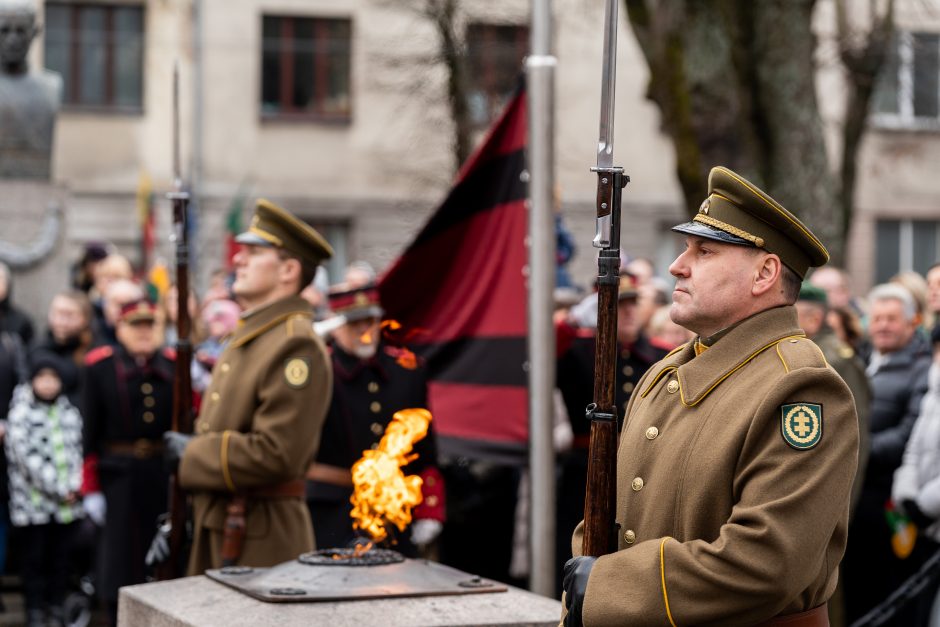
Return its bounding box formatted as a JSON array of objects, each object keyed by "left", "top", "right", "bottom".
[{"left": 206, "top": 558, "right": 507, "bottom": 603}]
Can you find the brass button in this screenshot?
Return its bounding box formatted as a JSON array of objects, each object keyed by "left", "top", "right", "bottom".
[
  {"left": 143, "top": 396, "right": 155, "bottom": 408},
  {"left": 198, "top": 421, "right": 210, "bottom": 434},
  {"left": 622, "top": 381, "right": 634, "bottom": 394},
  {"left": 426, "top": 476, "right": 436, "bottom": 487},
  {"left": 370, "top": 401, "right": 381, "bottom": 413},
  {"left": 220, "top": 363, "right": 230, "bottom": 373},
  {"left": 426, "top": 495, "right": 439, "bottom": 507},
  {"left": 371, "top": 422, "right": 383, "bottom": 436},
  {"left": 624, "top": 529, "right": 636, "bottom": 544},
  {"left": 143, "top": 411, "right": 155, "bottom": 423},
  {"left": 620, "top": 350, "right": 630, "bottom": 360},
  {"left": 622, "top": 365, "right": 634, "bottom": 377},
  {"left": 141, "top": 383, "right": 153, "bottom": 394},
  {"left": 646, "top": 426, "right": 659, "bottom": 440},
  {"left": 789, "top": 339, "right": 799, "bottom": 344},
  {"left": 368, "top": 382, "right": 379, "bottom": 393},
  {"left": 211, "top": 392, "right": 220, "bottom": 402},
  {"left": 632, "top": 477, "right": 644, "bottom": 491},
  {"left": 667, "top": 380, "right": 679, "bottom": 394}
]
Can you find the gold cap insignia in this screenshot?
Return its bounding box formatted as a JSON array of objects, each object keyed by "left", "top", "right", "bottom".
[
  {"left": 355, "top": 292, "right": 369, "bottom": 306},
  {"left": 284, "top": 358, "right": 310, "bottom": 388},
  {"left": 699, "top": 198, "right": 710, "bottom": 214}
]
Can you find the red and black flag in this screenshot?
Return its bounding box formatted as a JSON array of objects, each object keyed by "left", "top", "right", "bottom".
[{"left": 379, "top": 83, "right": 528, "bottom": 464}]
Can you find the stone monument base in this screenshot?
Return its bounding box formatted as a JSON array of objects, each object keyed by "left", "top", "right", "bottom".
[{"left": 118, "top": 573, "right": 561, "bottom": 627}]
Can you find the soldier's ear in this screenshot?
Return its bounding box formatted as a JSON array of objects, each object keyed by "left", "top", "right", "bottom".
[
  {"left": 752, "top": 253, "right": 782, "bottom": 298},
  {"left": 278, "top": 256, "right": 302, "bottom": 288}
]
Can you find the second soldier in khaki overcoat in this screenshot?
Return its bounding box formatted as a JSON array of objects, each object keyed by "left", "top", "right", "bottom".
[
  {"left": 562, "top": 167, "right": 859, "bottom": 627},
  {"left": 169, "top": 199, "right": 334, "bottom": 575}
]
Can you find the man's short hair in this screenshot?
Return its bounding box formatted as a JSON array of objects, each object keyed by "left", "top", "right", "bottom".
[
  {"left": 277, "top": 249, "right": 317, "bottom": 294},
  {"left": 781, "top": 265, "right": 802, "bottom": 304},
  {"left": 868, "top": 283, "right": 917, "bottom": 321}
]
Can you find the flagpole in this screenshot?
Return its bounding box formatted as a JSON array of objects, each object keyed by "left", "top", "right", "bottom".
[{"left": 526, "top": 0, "right": 556, "bottom": 598}]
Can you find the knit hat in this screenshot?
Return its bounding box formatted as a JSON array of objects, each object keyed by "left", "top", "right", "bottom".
[{"left": 28, "top": 348, "right": 77, "bottom": 391}]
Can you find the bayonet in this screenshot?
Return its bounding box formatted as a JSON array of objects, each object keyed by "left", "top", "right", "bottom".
[{"left": 582, "top": 0, "right": 630, "bottom": 559}]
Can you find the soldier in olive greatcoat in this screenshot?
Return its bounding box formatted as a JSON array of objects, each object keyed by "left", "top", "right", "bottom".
[
  {"left": 165, "top": 199, "right": 334, "bottom": 575},
  {"left": 561, "top": 167, "right": 859, "bottom": 627}
]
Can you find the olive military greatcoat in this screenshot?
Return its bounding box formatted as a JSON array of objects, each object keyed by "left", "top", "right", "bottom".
[
  {"left": 571, "top": 306, "right": 859, "bottom": 626},
  {"left": 179, "top": 296, "right": 331, "bottom": 575}
]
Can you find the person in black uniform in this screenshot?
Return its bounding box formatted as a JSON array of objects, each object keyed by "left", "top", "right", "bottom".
[
  {"left": 306, "top": 284, "right": 445, "bottom": 555},
  {"left": 554, "top": 273, "right": 669, "bottom": 594},
  {"left": 80, "top": 300, "right": 174, "bottom": 625}
]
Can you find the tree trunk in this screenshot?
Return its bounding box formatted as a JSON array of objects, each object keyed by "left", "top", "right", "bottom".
[{"left": 624, "top": 0, "right": 894, "bottom": 265}]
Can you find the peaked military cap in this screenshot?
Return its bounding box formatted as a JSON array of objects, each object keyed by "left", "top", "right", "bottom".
[
  {"left": 672, "top": 166, "right": 829, "bottom": 278},
  {"left": 119, "top": 299, "right": 157, "bottom": 323},
  {"left": 236, "top": 199, "right": 334, "bottom": 267},
  {"left": 798, "top": 282, "right": 828, "bottom": 306},
  {"left": 328, "top": 283, "right": 383, "bottom": 323},
  {"left": 618, "top": 272, "right": 640, "bottom": 301}
]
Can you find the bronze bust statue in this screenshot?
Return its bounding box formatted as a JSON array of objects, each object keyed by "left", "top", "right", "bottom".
[{"left": 0, "top": 0, "right": 61, "bottom": 180}]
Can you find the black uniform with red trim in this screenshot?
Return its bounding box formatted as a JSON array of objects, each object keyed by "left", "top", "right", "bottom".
[
  {"left": 554, "top": 320, "right": 667, "bottom": 592},
  {"left": 306, "top": 341, "right": 444, "bottom": 554},
  {"left": 80, "top": 343, "right": 175, "bottom": 603}
]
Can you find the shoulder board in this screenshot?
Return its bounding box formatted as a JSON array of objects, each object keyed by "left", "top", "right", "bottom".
[
  {"left": 286, "top": 313, "right": 315, "bottom": 339},
  {"left": 84, "top": 345, "right": 113, "bottom": 366},
  {"left": 162, "top": 346, "right": 177, "bottom": 360},
  {"left": 775, "top": 336, "right": 828, "bottom": 372}
]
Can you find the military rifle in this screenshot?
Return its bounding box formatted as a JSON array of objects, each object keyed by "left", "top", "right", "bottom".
[
  {"left": 582, "top": 0, "right": 628, "bottom": 558},
  {"left": 156, "top": 62, "right": 194, "bottom": 580}
]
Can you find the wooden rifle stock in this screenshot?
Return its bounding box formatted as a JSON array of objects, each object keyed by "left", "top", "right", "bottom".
[{"left": 582, "top": 169, "right": 627, "bottom": 557}]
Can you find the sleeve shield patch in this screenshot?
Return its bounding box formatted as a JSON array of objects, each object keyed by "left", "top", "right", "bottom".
[
  {"left": 284, "top": 357, "right": 310, "bottom": 389},
  {"left": 781, "top": 403, "right": 823, "bottom": 450}
]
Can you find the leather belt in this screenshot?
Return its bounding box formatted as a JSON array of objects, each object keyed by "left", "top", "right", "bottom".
[
  {"left": 104, "top": 439, "right": 164, "bottom": 459},
  {"left": 757, "top": 604, "right": 828, "bottom": 627},
  {"left": 241, "top": 478, "right": 305, "bottom": 499},
  {"left": 306, "top": 462, "right": 353, "bottom": 488}
]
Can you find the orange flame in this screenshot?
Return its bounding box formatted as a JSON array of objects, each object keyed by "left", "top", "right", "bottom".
[
  {"left": 395, "top": 348, "right": 418, "bottom": 370},
  {"left": 350, "top": 408, "right": 432, "bottom": 543},
  {"left": 360, "top": 330, "right": 374, "bottom": 345}
]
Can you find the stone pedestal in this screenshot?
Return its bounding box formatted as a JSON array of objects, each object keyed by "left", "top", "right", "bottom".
[{"left": 118, "top": 574, "right": 561, "bottom": 627}]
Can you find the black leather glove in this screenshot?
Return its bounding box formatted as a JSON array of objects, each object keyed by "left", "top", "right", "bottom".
[
  {"left": 163, "top": 431, "right": 193, "bottom": 473},
  {"left": 563, "top": 555, "right": 596, "bottom": 627},
  {"left": 145, "top": 513, "right": 172, "bottom": 567},
  {"left": 903, "top": 499, "right": 935, "bottom": 530}
]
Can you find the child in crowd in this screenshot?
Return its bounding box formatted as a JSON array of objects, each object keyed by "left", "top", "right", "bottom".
[{"left": 5, "top": 349, "right": 83, "bottom": 627}]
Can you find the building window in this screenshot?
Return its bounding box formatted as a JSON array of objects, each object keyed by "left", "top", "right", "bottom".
[
  {"left": 43, "top": 3, "right": 144, "bottom": 111},
  {"left": 872, "top": 31, "right": 940, "bottom": 129},
  {"left": 261, "top": 16, "right": 352, "bottom": 122},
  {"left": 875, "top": 219, "right": 940, "bottom": 284},
  {"left": 465, "top": 23, "right": 528, "bottom": 129}
]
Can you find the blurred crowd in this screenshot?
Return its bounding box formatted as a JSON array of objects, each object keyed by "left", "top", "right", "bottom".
[{"left": 0, "top": 235, "right": 938, "bottom": 626}]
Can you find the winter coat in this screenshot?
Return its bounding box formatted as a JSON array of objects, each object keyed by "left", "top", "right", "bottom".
[
  {"left": 866, "top": 333, "right": 932, "bottom": 491},
  {"left": 5, "top": 383, "right": 84, "bottom": 526},
  {"left": 893, "top": 361, "right": 940, "bottom": 542}
]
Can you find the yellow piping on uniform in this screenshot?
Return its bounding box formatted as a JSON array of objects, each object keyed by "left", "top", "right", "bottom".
[
  {"left": 248, "top": 225, "right": 284, "bottom": 248},
  {"left": 641, "top": 366, "right": 678, "bottom": 398},
  {"left": 775, "top": 343, "right": 790, "bottom": 373},
  {"left": 722, "top": 169, "right": 828, "bottom": 261},
  {"left": 221, "top": 430, "right": 236, "bottom": 492},
  {"left": 660, "top": 537, "right": 677, "bottom": 627},
  {"left": 678, "top": 335, "right": 805, "bottom": 407},
  {"left": 230, "top": 312, "right": 307, "bottom": 348}
]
